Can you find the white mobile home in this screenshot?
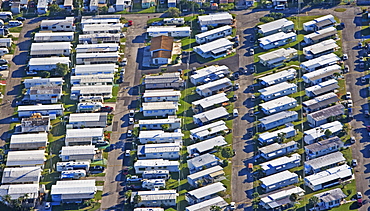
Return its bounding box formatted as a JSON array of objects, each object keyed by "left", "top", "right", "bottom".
[
  {"left": 27, "top": 85, "right": 62, "bottom": 103},
  {"left": 143, "top": 89, "right": 181, "bottom": 102},
  {"left": 187, "top": 153, "right": 220, "bottom": 174},
  {"left": 300, "top": 53, "right": 340, "bottom": 72},
  {"left": 142, "top": 170, "right": 170, "bottom": 180},
  {"left": 24, "top": 77, "right": 64, "bottom": 89},
  {"left": 192, "top": 93, "right": 229, "bottom": 113},
  {"left": 190, "top": 120, "right": 229, "bottom": 141},
  {"left": 302, "top": 92, "right": 339, "bottom": 113},
  {"left": 186, "top": 197, "right": 228, "bottom": 211},
  {"left": 10, "top": 133, "right": 48, "bottom": 150},
  {"left": 257, "top": 18, "right": 294, "bottom": 36},
  {"left": 139, "top": 116, "right": 181, "bottom": 130},
  {"left": 115, "top": 0, "right": 131, "bottom": 12},
  {"left": 51, "top": 180, "right": 97, "bottom": 203},
  {"left": 137, "top": 143, "right": 180, "bottom": 160},
  {"left": 40, "top": 17, "right": 75, "bottom": 32},
  {"left": 193, "top": 38, "right": 233, "bottom": 59},
  {"left": 190, "top": 65, "right": 230, "bottom": 85},
  {"left": 258, "top": 82, "right": 297, "bottom": 101},
  {"left": 304, "top": 151, "right": 345, "bottom": 174},
  {"left": 303, "top": 121, "right": 343, "bottom": 145},
  {"left": 304, "top": 165, "right": 352, "bottom": 191},
  {"left": 307, "top": 104, "right": 345, "bottom": 127},
  {"left": 68, "top": 113, "right": 108, "bottom": 128},
  {"left": 82, "top": 23, "right": 124, "bottom": 34},
  {"left": 187, "top": 166, "right": 225, "bottom": 187},
  {"left": 138, "top": 129, "right": 184, "bottom": 145},
  {"left": 163, "top": 18, "right": 185, "bottom": 25},
  {"left": 260, "top": 153, "right": 301, "bottom": 176},
  {"left": 258, "top": 32, "right": 296, "bottom": 50},
  {"left": 258, "top": 48, "right": 297, "bottom": 68},
  {"left": 195, "top": 25, "right": 232, "bottom": 44},
  {"left": 70, "top": 74, "right": 114, "bottom": 86},
  {"left": 141, "top": 178, "right": 166, "bottom": 190},
  {"left": 65, "top": 128, "right": 104, "bottom": 146},
  {"left": 198, "top": 13, "right": 233, "bottom": 27},
  {"left": 79, "top": 33, "right": 121, "bottom": 44},
  {"left": 195, "top": 77, "right": 232, "bottom": 97},
  {"left": 141, "top": 102, "right": 178, "bottom": 117},
  {"left": 260, "top": 96, "right": 297, "bottom": 115},
  {"left": 303, "top": 39, "right": 339, "bottom": 59},
  {"left": 305, "top": 79, "right": 339, "bottom": 97},
  {"left": 37, "top": 0, "right": 48, "bottom": 14},
  {"left": 303, "top": 15, "right": 336, "bottom": 32},
  {"left": 64, "top": 0, "right": 74, "bottom": 11},
  {"left": 304, "top": 27, "right": 337, "bottom": 44},
  {"left": 187, "top": 136, "right": 227, "bottom": 156},
  {"left": 6, "top": 150, "right": 46, "bottom": 167},
  {"left": 73, "top": 64, "right": 117, "bottom": 75},
  {"left": 313, "top": 188, "right": 346, "bottom": 210},
  {"left": 147, "top": 26, "right": 191, "bottom": 37},
  {"left": 259, "top": 68, "right": 296, "bottom": 86},
  {"left": 76, "top": 52, "right": 119, "bottom": 65},
  {"left": 132, "top": 190, "right": 177, "bottom": 207},
  {"left": 18, "top": 104, "right": 64, "bottom": 118},
  {"left": 0, "top": 184, "right": 40, "bottom": 204},
  {"left": 185, "top": 182, "right": 226, "bottom": 205},
  {"left": 59, "top": 145, "right": 97, "bottom": 162},
  {"left": 144, "top": 72, "right": 183, "bottom": 90},
  {"left": 193, "top": 107, "right": 229, "bottom": 125},
  {"left": 56, "top": 161, "right": 90, "bottom": 172},
  {"left": 28, "top": 57, "right": 70, "bottom": 72},
  {"left": 134, "top": 159, "right": 179, "bottom": 173},
  {"left": 2, "top": 167, "right": 42, "bottom": 185},
  {"left": 81, "top": 15, "right": 121, "bottom": 24},
  {"left": 71, "top": 85, "right": 113, "bottom": 100},
  {"left": 260, "top": 170, "right": 299, "bottom": 193},
  {"left": 0, "top": 38, "right": 12, "bottom": 47},
  {"left": 30, "top": 42, "right": 72, "bottom": 57},
  {"left": 259, "top": 141, "right": 298, "bottom": 160},
  {"left": 259, "top": 111, "right": 298, "bottom": 130},
  {"left": 260, "top": 186, "right": 305, "bottom": 210},
  {"left": 305, "top": 136, "right": 343, "bottom": 159},
  {"left": 258, "top": 126, "right": 297, "bottom": 145},
  {"left": 34, "top": 32, "right": 74, "bottom": 42},
  {"left": 76, "top": 43, "right": 119, "bottom": 53}
]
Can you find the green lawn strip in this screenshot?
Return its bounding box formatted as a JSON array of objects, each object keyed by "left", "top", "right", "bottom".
[
  {"left": 181, "top": 37, "right": 196, "bottom": 51},
  {"left": 8, "top": 26, "right": 22, "bottom": 33},
  {"left": 334, "top": 8, "right": 347, "bottom": 12},
  {"left": 95, "top": 181, "right": 105, "bottom": 186},
  {"left": 137, "top": 6, "right": 156, "bottom": 13},
  {"left": 105, "top": 85, "right": 119, "bottom": 102},
  {"left": 0, "top": 84, "right": 5, "bottom": 103},
  {"left": 196, "top": 52, "right": 237, "bottom": 64},
  {"left": 147, "top": 17, "right": 165, "bottom": 25}
]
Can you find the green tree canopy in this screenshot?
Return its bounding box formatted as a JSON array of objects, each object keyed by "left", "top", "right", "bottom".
[
  {"left": 54, "top": 63, "right": 69, "bottom": 76},
  {"left": 165, "top": 7, "right": 181, "bottom": 17}
]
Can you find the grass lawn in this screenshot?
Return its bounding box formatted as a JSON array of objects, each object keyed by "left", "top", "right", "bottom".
[
  {"left": 8, "top": 26, "right": 22, "bottom": 33},
  {"left": 196, "top": 52, "right": 237, "bottom": 64},
  {"left": 181, "top": 37, "right": 196, "bottom": 51},
  {"left": 334, "top": 8, "right": 347, "bottom": 12},
  {"left": 105, "top": 85, "right": 119, "bottom": 102},
  {"left": 0, "top": 84, "right": 5, "bottom": 103},
  {"left": 137, "top": 6, "right": 156, "bottom": 13},
  {"left": 52, "top": 191, "right": 102, "bottom": 211},
  {"left": 338, "top": 78, "right": 347, "bottom": 99}
]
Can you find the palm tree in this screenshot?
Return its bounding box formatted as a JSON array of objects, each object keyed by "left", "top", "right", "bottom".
[
  {"left": 277, "top": 132, "right": 287, "bottom": 143},
  {"left": 333, "top": 72, "right": 341, "bottom": 78},
  {"left": 133, "top": 194, "right": 141, "bottom": 205},
  {"left": 2, "top": 194, "right": 11, "bottom": 205},
  {"left": 210, "top": 205, "right": 221, "bottom": 211},
  {"left": 289, "top": 193, "right": 298, "bottom": 203},
  {"left": 309, "top": 196, "right": 319, "bottom": 209}
]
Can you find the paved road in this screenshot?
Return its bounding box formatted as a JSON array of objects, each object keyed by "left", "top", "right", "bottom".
[{"left": 0, "top": 17, "right": 43, "bottom": 146}]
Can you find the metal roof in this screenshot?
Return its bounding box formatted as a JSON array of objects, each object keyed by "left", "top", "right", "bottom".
[
  {"left": 29, "top": 57, "right": 70, "bottom": 66},
  {"left": 304, "top": 164, "right": 352, "bottom": 186},
  {"left": 187, "top": 153, "right": 219, "bottom": 169},
  {"left": 193, "top": 107, "right": 229, "bottom": 123},
  {"left": 195, "top": 25, "right": 232, "bottom": 39},
  {"left": 313, "top": 188, "right": 346, "bottom": 203},
  {"left": 257, "top": 18, "right": 294, "bottom": 34},
  {"left": 190, "top": 120, "right": 228, "bottom": 138},
  {"left": 69, "top": 112, "right": 107, "bottom": 122},
  {"left": 2, "top": 167, "right": 42, "bottom": 184},
  {"left": 305, "top": 136, "right": 342, "bottom": 153},
  {"left": 259, "top": 69, "right": 296, "bottom": 86},
  {"left": 259, "top": 111, "right": 298, "bottom": 125},
  {"left": 142, "top": 102, "right": 178, "bottom": 110},
  {"left": 10, "top": 132, "right": 48, "bottom": 145},
  {"left": 136, "top": 190, "right": 177, "bottom": 201},
  {"left": 192, "top": 93, "right": 229, "bottom": 109},
  {"left": 60, "top": 145, "right": 96, "bottom": 156},
  {"left": 6, "top": 150, "right": 45, "bottom": 166},
  {"left": 258, "top": 48, "right": 297, "bottom": 62},
  {"left": 305, "top": 151, "right": 345, "bottom": 170},
  {"left": 259, "top": 141, "right": 297, "bottom": 155},
  {"left": 258, "top": 32, "right": 296, "bottom": 46},
  {"left": 260, "top": 96, "right": 297, "bottom": 111},
  {"left": 186, "top": 196, "right": 228, "bottom": 211},
  {"left": 138, "top": 130, "right": 184, "bottom": 139},
  {"left": 187, "top": 182, "right": 225, "bottom": 199},
  {"left": 187, "top": 165, "right": 224, "bottom": 180},
  {"left": 196, "top": 77, "right": 232, "bottom": 92},
  {"left": 308, "top": 104, "right": 344, "bottom": 121},
  {"left": 258, "top": 82, "right": 297, "bottom": 97},
  {"left": 260, "top": 153, "right": 301, "bottom": 171},
  {"left": 187, "top": 136, "right": 227, "bottom": 154},
  {"left": 260, "top": 170, "right": 298, "bottom": 186},
  {"left": 66, "top": 128, "right": 104, "bottom": 139},
  {"left": 194, "top": 38, "right": 233, "bottom": 53}
]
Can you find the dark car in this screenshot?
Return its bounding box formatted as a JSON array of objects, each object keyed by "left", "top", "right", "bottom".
[
  {"left": 16, "top": 17, "right": 26, "bottom": 21},
  {"left": 100, "top": 106, "right": 113, "bottom": 112},
  {"left": 0, "top": 59, "right": 8, "bottom": 65}
]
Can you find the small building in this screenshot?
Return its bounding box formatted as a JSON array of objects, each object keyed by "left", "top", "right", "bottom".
[
  {"left": 302, "top": 64, "right": 341, "bottom": 85},
  {"left": 304, "top": 27, "right": 337, "bottom": 44},
  {"left": 73, "top": 64, "right": 117, "bottom": 75},
  {"left": 260, "top": 96, "right": 297, "bottom": 115},
  {"left": 307, "top": 104, "right": 345, "bottom": 127},
  {"left": 64, "top": 0, "right": 74, "bottom": 11},
  {"left": 59, "top": 145, "right": 97, "bottom": 162},
  {"left": 258, "top": 48, "right": 297, "bottom": 68},
  {"left": 34, "top": 32, "right": 74, "bottom": 42},
  {"left": 28, "top": 57, "right": 70, "bottom": 72},
  {"left": 30, "top": 42, "right": 72, "bottom": 57},
  {"left": 68, "top": 113, "right": 108, "bottom": 128},
  {"left": 167, "top": 0, "right": 176, "bottom": 7},
  {"left": 141, "top": 0, "right": 155, "bottom": 8},
  {"left": 187, "top": 165, "right": 225, "bottom": 187},
  {"left": 70, "top": 74, "right": 114, "bottom": 86},
  {"left": 37, "top": 0, "right": 48, "bottom": 14},
  {"left": 76, "top": 52, "right": 119, "bottom": 65},
  {"left": 257, "top": 18, "right": 294, "bottom": 36},
  {"left": 198, "top": 13, "right": 233, "bottom": 27},
  {"left": 259, "top": 68, "right": 296, "bottom": 86},
  {"left": 2, "top": 167, "right": 42, "bottom": 185},
  {"left": 137, "top": 143, "right": 180, "bottom": 160},
  {"left": 143, "top": 89, "right": 181, "bottom": 102},
  {"left": 302, "top": 92, "right": 339, "bottom": 113},
  {"left": 303, "top": 39, "right": 339, "bottom": 59},
  {"left": 163, "top": 18, "right": 185, "bottom": 25},
  {"left": 187, "top": 136, "right": 227, "bottom": 156},
  {"left": 303, "top": 15, "right": 336, "bottom": 32},
  {"left": 75, "top": 43, "right": 119, "bottom": 53},
  {"left": 134, "top": 159, "right": 179, "bottom": 173},
  {"left": 258, "top": 32, "right": 297, "bottom": 50},
  {"left": 190, "top": 120, "right": 229, "bottom": 141},
  {"left": 10, "top": 133, "right": 48, "bottom": 150},
  {"left": 81, "top": 15, "right": 121, "bottom": 26},
  {"left": 187, "top": 153, "right": 220, "bottom": 174},
  {"left": 260, "top": 170, "right": 298, "bottom": 193},
  {"left": 21, "top": 116, "right": 51, "bottom": 133},
  {"left": 259, "top": 186, "right": 305, "bottom": 210},
  {"left": 304, "top": 151, "right": 345, "bottom": 174},
  {"left": 141, "top": 102, "right": 178, "bottom": 117},
  {"left": 60, "top": 170, "right": 87, "bottom": 180},
  {"left": 18, "top": 104, "right": 64, "bottom": 118},
  {"left": 70, "top": 85, "right": 113, "bottom": 100},
  {"left": 192, "top": 93, "right": 229, "bottom": 113},
  {"left": 51, "top": 180, "right": 97, "bottom": 203},
  {"left": 304, "top": 121, "right": 343, "bottom": 145},
  {"left": 300, "top": 53, "right": 340, "bottom": 72},
  {"left": 147, "top": 26, "right": 191, "bottom": 37},
  {"left": 305, "top": 136, "right": 344, "bottom": 159},
  {"left": 258, "top": 126, "right": 297, "bottom": 145},
  {"left": 77, "top": 101, "right": 102, "bottom": 113},
  {"left": 185, "top": 196, "right": 228, "bottom": 211},
  {"left": 305, "top": 79, "right": 339, "bottom": 97},
  {"left": 150, "top": 35, "right": 174, "bottom": 65},
  {"left": 0, "top": 38, "right": 12, "bottom": 47},
  {"left": 193, "top": 107, "right": 229, "bottom": 125},
  {"left": 195, "top": 25, "right": 232, "bottom": 44},
  {"left": 0, "top": 184, "right": 40, "bottom": 205},
  {"left": 193, "top": 38, "right": 233, "bottom": 59},
  {"left": 259, "top": 111, "right": 298, "bottom": 131},
  {"left": 142, "top": 179, "right": 166, "bottom": 190},
  {"left": 27, "top": 85, "right": 62, "bottom": 103},
  {"left": 258, "top": 82, "right": 297, "bottom": 101},
  {"left": 195, "top": 77, "right": 232, "bottom": 97},
  {"left": 24, "top": 77, "right": 64, "bottom": 89},
  {"left": 185, "top": 182, "right": 226, "bottom": 205},
  {"left": 190, "top": 65, "right": 230, "bottom": 85},
  {"left": 144, "top": 72, "right": 183, "bottom": 89},
  {"left": 65, "top": 128, "right": 104, "bottom": 146},
  {"left": 40, "top": 17, "right": 75, "bottom": 32},
  {"left": 6, "top": 150, "right": 45, "bottom": 167},
  {"left": 79, "top": 33, "right": 121, "bottom": 44},
  {"left": 258, "top": 141, "right": 298, "bottom": 161},
  {"left": 132, "top": 190, "right": 177, "bottom": 207},
  {"left": 138, "top": 129, "right": 184, "bottom": 144},
  {"left": 142, "top": 170, "right": 170, "bottom": 180},
  {"left": 313, "top": 188, "right": 347, "bottom": 211},
  {"left": 56, "top": 161, "right": 90, "bottom": 172},
  {"left": 115, "top": 0, "right": 131, "bottom": 12},
  {"left": 304, "top": 164, "right": 352, "bottom": 191},
  {"left": 82, "top": 23, "right": 124, "bottom": 34},
  {"left": 260, "top": 153, "right": 301, "bottom": 176},
  {"left": 139, "top": 116, "right": 181, "bottom": 130}
]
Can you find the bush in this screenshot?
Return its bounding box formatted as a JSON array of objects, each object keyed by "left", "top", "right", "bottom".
[{"left": 260, "top": 16, "right": 274, "bottom": 23}]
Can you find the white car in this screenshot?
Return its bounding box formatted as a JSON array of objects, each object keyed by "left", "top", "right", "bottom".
[
  {"left": 274, "top": 4, "right": 285, "bottom": 10},
  {"left": 347, "top": 100, "right": 353, "bottom": 107},
  {"left": 346, "top": 92, "right": 352, "bottom": 99},
  {"left": 129, "top": 118, "right": 134, "bottom": 125},
  {"left": 343, "top": 54, "right": 348, "bottom": 60},
  {"left": 129, "top": 110, "right": 135, "bottom": 117},
  {"left": 230, "top": 202, "right": 236, "bottom": 210},
  {"left": 250, "top": 49, "right": 254, "bottom": 55},
  {"left": 127, "top": 130, "right": 132, "bottom": 137},
  {"left": 0, "top": 65, "right": 8, "bottom": 70},
  {"left": 357, "top": 192, "right": 362, "bottom": 199}
]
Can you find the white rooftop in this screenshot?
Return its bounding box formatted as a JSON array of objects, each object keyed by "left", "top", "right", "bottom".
[
  {"left": 258, "top": 48, "right": 297, "bottom": 62},
  {"left": 258, "top": 82, "right": 297, "bottom": 96},
  {"left": 2, "top": 167, "right": 42, "bottom": 184},
  {"left": 196, "top": 25, "right": 232, "bottom": 39},
  {"left": 258, "top": 32, "right": 296, "bottom": 46},
  {"left": 10, "top": 132, "right": 48, "bottom": 145},
  {"left": 76, "top": 52, "right": 119, "bottom": 59},
  {"left": 257, "top": 18, "right": 294, "bottom": 34},
  {"left": 186, "top": 196, "right": 228, "bottom": 211},
  {"left": 260, "top": 170, "right": 298, "bottom": 186},
  {"left": 0, "top": 184, "right": 39, "bottom": 199},
  {"left": 260, "top": 186, "right": 305, "bottom": 207},
  {"left": 69, "top": 112, "right": 107, "bottom": 122},
  {"left": 143, "top": 89, "right": 181, "bottom": 98},
  {"left": 191, "top": 65, "right": 229, "bottom": 80},
  {"left": 60, "top": 145, "right": 96, "bottom": 156},
  {"left": 192, "top": 93, "right": 229, "bottom": 109},
  {"left": 187, "top": 165, "right": 224, "bottom": 180},
  {"left": 194, "top": 38, "right": 233, "bottom": 53},
  {"left": 303, "top": 39, "right": 338, "bottom": 55},
  {"left": 187, "top": 136, "right": 227, "bottom": 154},
  {"left": 139, "top": 117, "right": 181, "bottom": 125},
  {"left": 140, "top": 143, "right": 180, "bottom": 154},
  {"left": 136, "top": 190, "right": 177, "bottom": 201},
  {"left": 71, "top": 85, "right": 112, "bottom": 94},
  {"left": 29, "top": 57, "right": 70, "bottom": 66},
  {"left": 147, "top": 26, "right": 191, "bottom": 32},
  {"left": 134, "top": 159, "right": 179, "bottom": 167},
  {"left": 305, "top": 27, "right": 337, "bottom": 39},
  {"left": 258, "top": 126, "right": 296, "bottom": 142},
  {"left": 6, "top": 150, "right": 45, "bottom": 166},
  {"left": 190, "top": 120, "right": 228, "bottom": 138},
  {"left": 74, "top": 64, "right": 117, "bottom": 74},
  {"left": 305, "top": 164, "right": 352, "bottom": 186},
  {"left": 142, "top": 102, "right": 178, "bottom": 110},
  {"left": 259, "top": 69, "right": 296, "bottom": 85},
  {"left": 198, "top": 13, "right": 233, "bottom": 24},
  {"left": 193, "top": 107, "right": 229, "bottom": 123},
  {"left": 138, "top": 130, "right": 184, "bottom": 139},
  {"left": 304, "top": 121, "right": 343, "bottom": 141},
  {"left": 259, "top": 141, "right": 297, "bottom": 155},
  {"left": 187, "top": 182, "right": 226, "bottom": 199},
  {"left": 18, "top": 104, "right": 64, "bottom": 112},
  {"left": 66, "top": 128, "right": 104, "bottom": 138},
  {"left": 305, "top": 151, "right": 345, "bottom": 170},
  {"left": 51, "top": 179, "right": 96, "bottom": 195},
  {"left": 31, "top": 42, "right": 71, "bottom": 52},
  {"left": 300, "top": 53, "right": 340, "bottom": 69},
  {"left": 260, "top": 153, "right": 301, "bottom": 172},
  {"left": 196, "top": 77, "right": 232, "bottom": 91},
  {"left": 260, "top": 96, "right": 297, "bottom": 111}
]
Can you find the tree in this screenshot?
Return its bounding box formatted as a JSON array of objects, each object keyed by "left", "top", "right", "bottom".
[
  {"left": 333, "top": 72, "right": 341, "bottom": 78},
  {"left": 2, "top": 194, "right": 11, "bottom": 205},
  {"left": 165, "top": 7, "right": 181, "bottom": 18},
  {"left": 54, "top": 63, "right": 69, "bottom": 76},
  {"left": 98, "top": 6, "right": 108, "bottom": 14},
  {"left": 133, "top": 194, "right": 141, "bottom": 205},
  {"left": 289, "top": 193, "right": 298, "bottom": 203},
  {"left": 161, "top": 124, "right": 170, "bottom": 131},
  {"left": 48, "top": 4, "right": 63, "bottom": 15},
  {"left": 210, "top": 205, "right": 222, "bottom": 211},
  {"left": 324, "top": 129, "right": 332, "bottom": 138},
  {"left": 277, "top": 132, "right": 286, "bottom": 143},
  {"left": 309, "top": 196, "right": 319, "bottom": 208},
  {"left": 124, "top": 190, "right": 132, "bottom": 201},
  {"left": 260, "top": 16, "right": 274, "bottom": 23},
  {"left": 39, "top": 71, "right": 50, "bottom": 78}
]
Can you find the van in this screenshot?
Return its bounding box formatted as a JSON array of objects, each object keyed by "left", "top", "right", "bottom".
[
  {"left": 8, "top": 21, "right": 22, "bottom": 27},
  {"left": 233, "top": 109, "right": 238, "bottom": 117}
]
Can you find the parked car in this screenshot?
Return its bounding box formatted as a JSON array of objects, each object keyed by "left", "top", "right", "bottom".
[
  {"left": 346, "top": 92, "right": 352, "bottom": 99},
  {"left": 344, "top": 65, "right": 349, "bottom": 73},
  {"left": 151, "top": 21, "right": 163, "bottom": 26},
  {"left": 129, "top": 118, "right": 134, "bottom": 125},
  {"left": 250, "top": 48, "right": 254, "bottom": 55},
  {"left": 342, "top": 54, "right": 348, "bottom": 60},
  {"left": 45, "top": 202, "right": 51, "bottom": 211},
  {"left": 125, "top": 150, "right": 131, "bottom": 156},
  {"left": 352, "top": 159, "right": 358, "bottom": 167},
  {"left": 357, "top": 192, "right": 363, "bottom": 206},
  {"left": 234, "top": 83, "right": 239, "bottom": 90},
  {"left": 127, "top": 175, "right": 142, "bottom": 182},
  {"left": 100, "top": 106, "right": 113, "bottom": 112},
  {"left": 350, "top": 136, "right": 356, "bottom": 144},
  {"left": 274, "top": 4, "right": 285, "bottom": 10},
  {"left": 127, "top": 130, "right": 132, "bottom": 137},
  {"left": 129, "top": 110, "right": 135, "bottom": 117},
  {"left": 365, "top": 110, "right": 369, "bottom": 117},
  {"left": 121, "top": 58, "right": 127, "bottom": 66},
  {"left": 362, "top": 76, "right": 367, "bottom": 84},
  {"left": 127, "top": 20, "right": 133, "bottom": 26},
  {"left": 347, "top": 100, "right": 353, "bottom": 107},
  {"left": 0, "top": 59, "right": 8, "bottom": 65},
  {"left": 16, "top": 17, "right": 26, "bottom": 21},
  {"left": 0, "top": 65, "right": 8, "bottom": 70},
  {"left": 359, "top": 62, "right": 365, "bottom": 69},
  {"left": 230, "top": 202, "right": 236, "bottom": 210},
  {"left": 233, "top": 109, "right": 239, "bottom": 117}
]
